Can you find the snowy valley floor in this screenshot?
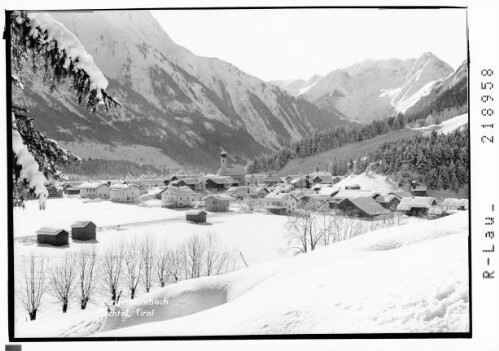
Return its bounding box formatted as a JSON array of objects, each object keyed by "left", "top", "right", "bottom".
[{"left": 14, "top": 207, "right": 469, "bottom": 337}]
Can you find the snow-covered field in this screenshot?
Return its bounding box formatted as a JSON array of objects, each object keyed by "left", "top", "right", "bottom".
[
  {"left": 334, "top": 171, "right": 401, "bottom": 194},
  {"left": 14, "top": 206, "right": 469, "bottom": 337},
  {"left": 412, "top": 113, "right": 468, "bottom": 135}
]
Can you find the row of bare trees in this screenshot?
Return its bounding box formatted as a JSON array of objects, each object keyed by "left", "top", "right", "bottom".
[
  {"left": 285, "top": 201, "right": 410, "bottom": 255},
  {"left": 17, "top": 232, "right": 237, "bottom": 321}
]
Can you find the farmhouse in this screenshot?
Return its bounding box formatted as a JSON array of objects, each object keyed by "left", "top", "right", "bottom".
[
  {"left": 160, "top": 186, "right": 197, "bottom": 208},
  {"left": 186, "top": 210, "right": 207, "bottom": 223},
  {"left": 169, "top": 174, "right": 202, "bottom": 183},
  {"left": 217, "top": 150, "right": 246, "bottom": 185},
  {"left": 376, "top": 194, "right": 401, "bottom": 211},
  {"left": 204, "top": 194, "right": 235, "bottom": 212},
  {"left": 205, "top": 176, "right": 238, "bottom": 192},
  {"left": 263, "top": 193, "right": 298, "bottom": 214},
  {"left": 71, "top": 221, "right": 96, "bottom": 241},
  {"left": 79, "top": 182, "right": 109, "bottom": 199},
  {"left": 331, "top": 190, "right": 380, "bottom": 205},
  {"left": 36, "top": 227, "right": 69, "bottom": 247},
  {"left": 263, "top": 175, "right": 281, "bottom": 187},
  {"left": 397, "top": 196, "right": 438, "bottom": 216},
  {"left": 337, "top": 197, "right": 390, "bottom": 218},
  {"left": 108, "top": 183, "right": 141, "bottom": 203}
]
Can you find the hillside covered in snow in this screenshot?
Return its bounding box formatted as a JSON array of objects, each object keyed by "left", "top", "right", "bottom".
[{"left": 18, "top": 211, "right": 468, "bottom": 337}]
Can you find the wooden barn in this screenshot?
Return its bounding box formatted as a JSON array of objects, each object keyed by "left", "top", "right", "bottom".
[
  {"left": 312, "top": 174, "right": 334, "bottom": 185},
  {"left": 71, "top": 221, "right": 97, "bottom": 241},
  {"left": 36, "top": 227, "right": 69, "bottom": 247},
  {"left": 397, "top": 197, "right": 438, "bottom": 216},
  {"left": 410, "top": 185, "right": 428, "bottom": 197},
  {"left": 337, "top": 197, "right": 390, "bottom": 218},
  {"left": 330, "top": 190, "right": 380, "bottom": 208},
  {"left": 203, "top": 194, "right": 235, "bottom": 212},
  {"left": 186, "top": 210, "right": 207, "bottom": 223}
]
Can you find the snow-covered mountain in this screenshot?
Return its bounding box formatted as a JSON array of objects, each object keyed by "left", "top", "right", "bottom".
[
  {"left": 16, "top": 10, "right": 347, "bottom": 170},
  {"left": 276, "top": 53, "right": 455, "bottom": 124},
  {"left": 271, "top": 74, "right": 323, "bottom": 97}
]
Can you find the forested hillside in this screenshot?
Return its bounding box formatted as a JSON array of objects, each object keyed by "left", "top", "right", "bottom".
[
  {"left": 64, "top": 159, "right": 167, "bottom": 180},
  {"left": 369, "top": 128, "right": 469, "bottom": 192},
  {"left": 247, "top": 115, "right": 406, "bottom": 173}
]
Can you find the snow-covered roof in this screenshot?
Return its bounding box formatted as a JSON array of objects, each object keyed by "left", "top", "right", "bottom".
[
  {"left": 442, "top": 198, "right": 469, "bottom": 208},
  {"left": 71, "top": 221, "right": 96, "bottom": 228},
  {"left": 397, "top": 197, "right": 438, "bottom": 211},
  {"left": 225, "top": 186, "right": 250, "bottom": 196},
  {"left": 186, "top": 210, "right": 207, "bottom": 216},
  {"left": 318, "top": 187, "right": 340, "bottom": 197},
  {"left": 109, "top": 183, "right": 139, "bottom": 191},
  {"left": 338, "top": 197, "right": 390, "bottom": 216},
  {"left": 313, "top": 174, "right": 334, "bottom": 183},
  {"left": 78, "top": 182, "right": 108, "bottom": 189},
  {"left": 203, "top": 194, "right": 235, "bottom": 201},
  {"left": 264, "top": 193, "right": 297, "bottom": 201},
  {"left": 388, "top": 191, "right": 412, "bottom": 199},
  {"left": 36, "top": 227, "right": 68, "bottom": 236},
  {"left": 332, "top": 190, "right": 380, "bottom": 200},
  {"left": 206, "top": 176, "right": 237, "bottom": 185}
]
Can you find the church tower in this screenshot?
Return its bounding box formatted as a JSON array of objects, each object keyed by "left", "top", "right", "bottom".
[{"left": 220, "top": 150, "right": 228, "bottom": 175}]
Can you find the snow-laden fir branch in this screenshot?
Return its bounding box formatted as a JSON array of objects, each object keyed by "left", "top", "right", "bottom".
[
  {"left": 12, "top": 115, "right": 48, "bottom": 197},
  {"left": 11, "top": 11, "right": 120, "bottom": 111}
]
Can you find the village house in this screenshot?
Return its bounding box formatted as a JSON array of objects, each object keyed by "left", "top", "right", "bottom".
[
  {"left": 70, "top": 221, "right": 97, "bottom": 241},
  {"left": 388, "top": 191, "right": 412, "bottom": 199},
  {"left": 171, "top": 178, "right": 206, "bottom": 193},
  {"left": 250, "top": 186, "right": 269, "bottom": 198},
  {"left": 330, "top": 190, "right": 381, "bottom": 207},
  {"left": 169, "top": 174, "right": 202, "bottom": 183},
  {"left": 312, "top": 173, "right": 334, "bottom": 185},
  {"left": 204, "top": 194, "right": 235, "bottom": 212},
  {"left": 337, "top": 197, "right": 390, "bottom": 218},
  {"left": 217, "top": 150, "right": 246, "bottom": 185},
  {"left": 108, "top": 183, "right": 141, "bottom": 203},
  {"left": 263, "top": 193, "right": 298, "bottom": 214},
  {"left": 375, "top": 194, "right": 401, "bottom": 211},
  {"left": 36, "top": 227, "right": 69, "bottom": 247},
  {"left": 186, "top": 210, "right": 207, "bottom": 223},
  {"left": 159, "top": 186, "right": 197, "bottom": 208},
  {"left": 397, "top": 196, "right": 438, "bottom": 216},
  {"left": 205, "top": 176, "right": 238, "bottom": 192},
  {"left": 79, "top": 182, "right": 109, "bottom": 199},
  {"left": 263, "top": 175, "right": 281, "bottom": 187}
]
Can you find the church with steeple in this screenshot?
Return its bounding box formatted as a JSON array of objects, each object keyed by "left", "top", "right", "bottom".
[{"left": 217, "top": 149, "right": 246, "bottom": 186}]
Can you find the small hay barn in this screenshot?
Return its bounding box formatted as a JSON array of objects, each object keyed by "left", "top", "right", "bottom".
[
  {"left": 71, "top": 221, "right": 97, "bottom": 241},
  {"left": 186, "top": 210, "right": 207, "bottom": 223},
  {"left": 397, "top": 197, "right": 438, "bottom": 216},
  {"left": 36, "top": 227, "right": 69, "bottom": 247}
]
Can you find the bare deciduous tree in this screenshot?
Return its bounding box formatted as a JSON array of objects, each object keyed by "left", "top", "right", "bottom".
[
  {"left": 156, "top": 241, "right": 170, "bottom": 288},
  {"left": 184, "top": 234, "right": 205, "bottom": 279},
  {"left": 141, "top": 236, "right": 156, "bottom": 293},
  {"left": 285, "top": 201, "right": 323, "bottom": 254},
  {"left": 102, "top": 239, "right": 125, "bottom": 305},
  {"left": 49, "top": 253, "right": 76, "bottom": 313},
  {"left": 17, "top": 252, "right": 48, "bottom": 320},
  {"left": 75, "top": 246, "right": 98, "bottom": 310},
  {"left": 204, "top": 232, "right": 237, "bottom": 276},
  {"left": 123, "top": 238, "right": 143, "bottom": 299},
  {"left": 168, "top": 247, "right": 186, "bottom": 283}
]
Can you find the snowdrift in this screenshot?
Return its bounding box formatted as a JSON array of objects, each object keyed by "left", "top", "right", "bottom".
[
  {"left": 88, "top": 212, "right": 469, "bottom": 337},
  {"left": 334, "top": 171, "right": 401, "bottom": 194}
]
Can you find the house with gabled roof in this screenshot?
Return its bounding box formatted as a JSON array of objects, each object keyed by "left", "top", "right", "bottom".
[
  {"left": 159, "top": 186, "right": 197, "bottom": 208},
  {"left": 36, "top": 227, "right": 69, "bottom": 246},
  {"left": 71, "top": 221, "right": 96, "bottom": 241},
  {"left": 263, "top": 193, "right": 298, "bottom": 214},
  {"left": 203, "top": 194, "right": 235, "bottom": 212},
  {"left": 205, "top": 176, "right": 238, "bottom": 192},
  {"left": 337, "top": 197, "right": 390, "bottom": 218},
  {"left": 312, "top": 174, "right": 334, "bottom": 185},
  {"left": 263, "top": 175, "right": 281, "bottom": 187},
  {"left": 79, "top": 182, "right": 109, "bottom": 199},
  {"left": 397, "top": 196, "right": 438, "bottom": 216},
  {"left": 108, "top": 183, "right": 141, "bottom": 203},
  {"left": 375, "top": 194, "right": 401, "bottom": 211}
]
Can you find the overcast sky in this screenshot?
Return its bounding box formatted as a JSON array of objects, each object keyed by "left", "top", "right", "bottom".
[{"left": 152, "top": 8, "right": 467, "bottom": 82}]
